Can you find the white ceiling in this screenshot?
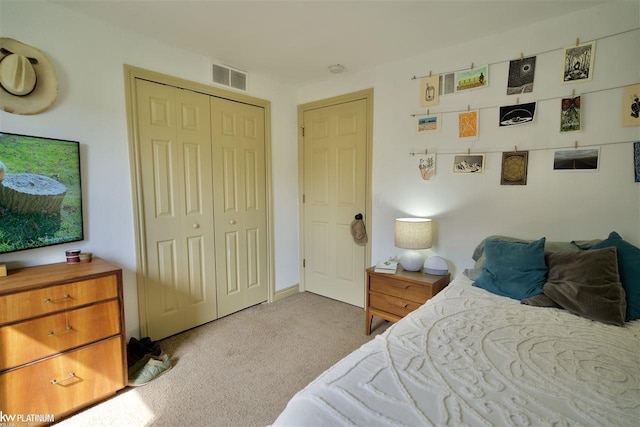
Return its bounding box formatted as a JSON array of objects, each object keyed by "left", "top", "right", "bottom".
[{"left": 53, "top": 0, "right": 608, "bottom": 87}]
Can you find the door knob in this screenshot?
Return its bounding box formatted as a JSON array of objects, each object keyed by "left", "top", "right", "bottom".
[
  {"left": 193, "top": 223, "right": 200, "bottom": 229},
  {"left": 229, "top": 220, "right": 236, "bottom": 225}
]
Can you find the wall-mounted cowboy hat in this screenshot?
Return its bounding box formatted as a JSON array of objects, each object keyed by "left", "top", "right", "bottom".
[{"left": 0, "top": 38, "right": 58, "bottom": 115}]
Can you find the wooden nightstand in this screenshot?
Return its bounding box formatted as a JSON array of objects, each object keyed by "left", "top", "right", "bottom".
[{"left": 365, "top": 267, "right": 450, "bottom": 335}]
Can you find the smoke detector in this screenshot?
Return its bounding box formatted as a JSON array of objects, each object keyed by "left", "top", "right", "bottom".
[{"left": 328, "top": 64, "right": 345, "bottom": 74}]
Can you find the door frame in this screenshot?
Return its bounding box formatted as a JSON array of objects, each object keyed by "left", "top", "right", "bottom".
[
  {"left": 123, "top": 65, "right": 275, "bottom": 338},
  {"left": 297, "top": 89, "right": 374, "bottom": 297}
]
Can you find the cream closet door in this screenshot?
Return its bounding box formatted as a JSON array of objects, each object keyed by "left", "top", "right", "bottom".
[
  {"left": 303, "top": 99, "right": 367, "bottom": 307},
  {"left": 211, "top": 97, "right": 268, "bottom": 317},
  {"left": 136, "top": 79, "right": 217, "bottom": 339}
]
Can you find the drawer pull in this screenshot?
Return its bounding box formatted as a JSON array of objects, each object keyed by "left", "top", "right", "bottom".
[
  {"left": 386, "top": 297, "right": 408, "bottom": 308},
  {"left": 50, "top": 372, "right": 75, "bottom": 385},
  {"left": 387, "top": 281, "right": 410, "bottom": 290},
  {"left": 44, "top": 294, "right": 71, "bottom": 304},
  {"left": 48, "top": 325, "right": 74, "bottom": 336}
]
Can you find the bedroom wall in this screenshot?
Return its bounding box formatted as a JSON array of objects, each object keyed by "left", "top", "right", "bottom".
[
  {"left": 297, "top": 1, "right": 640, "bottom": 276},
  {"left": 0, "top": 0, "right": 299, "bottom": 338}
]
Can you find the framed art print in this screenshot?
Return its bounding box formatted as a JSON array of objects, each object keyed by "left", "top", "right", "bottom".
[
  {"left": 562, "top": 41, "right": 595, "bottom": 83},
  {"left": 501, "top": 151, "right": 528, "bottom": 185}
]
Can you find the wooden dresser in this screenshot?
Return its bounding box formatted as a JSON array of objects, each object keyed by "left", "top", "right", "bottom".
[
  {"left": 366, "top": 267, "right": 450, "bottom": 334},
  {"left": 0, "top": 258, "right": 126, "bottom": 424}
]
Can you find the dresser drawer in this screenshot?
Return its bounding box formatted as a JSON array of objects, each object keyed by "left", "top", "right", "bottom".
[
  {"left": 369, "top": 291, "right": 423, "bottom": 318},
  {"left": 0, "top": 300, "right": 121, "bottom": 371},
  {"left": 0, "top": 337, "right": 124, "bottom": 419},
  {"left": 0, "top": 275, "right": 118, "bottom": 325},
  {"left": 370, "top": 274, "right": 432, "bottom": 303}
]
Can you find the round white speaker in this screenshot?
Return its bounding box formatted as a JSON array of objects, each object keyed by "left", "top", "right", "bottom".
[{"left": 424, "top": 256, "right": 448, "bottom": 275}]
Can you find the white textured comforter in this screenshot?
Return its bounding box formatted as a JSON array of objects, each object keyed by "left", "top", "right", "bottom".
[{"left": 273, "top": 276, "right": 640, "bottom": 426}]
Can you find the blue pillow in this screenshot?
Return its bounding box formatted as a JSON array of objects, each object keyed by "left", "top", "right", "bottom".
[
  {"left": 473, "top": 237, "right": 548, "bottom": 300},
  {"left": 592, "top": 232, "right": 640, "bottom": 321}
]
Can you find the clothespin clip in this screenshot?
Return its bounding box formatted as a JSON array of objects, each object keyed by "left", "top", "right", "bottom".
[
  {"left": 520, "top": 52, "right": 524, "bottom": 60},
  {"left": 516, "top": 97, "right": 520, "bottom": 105},
  {"left": 576, "top": 38, "right": 580, "bottom": 46},
  {"left": 470, "top": 62, "right": 474, "bottom": 70},
  {"left": 429, "top": 71, "right": 432, "bottom": 77},
  {"left": 412, "top": 75, "right": 416, "bottom": 80},
  {"left": 572, "top": 89, "right": 575, "bottom": 97},
  {"left": 427, "top": 109, "right": 430, "bottom": 115},
  {"left": 425, "top": 148, "right": 428, "bottom": 155},
  {"left": 467, "top": 148, "right": 471, "bottom": 155},
  {"left": 467, "top": 105, "right": 470, "bottom": 112},
  {"left": 574, "top": 140, "right": 579, "bottom": 149},
  {"left": 514, "top": 145, "right": 518, "bottom": 153}
]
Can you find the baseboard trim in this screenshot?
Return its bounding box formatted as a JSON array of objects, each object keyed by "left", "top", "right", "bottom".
[{"left": 274, "top": 284, "right": 300, "bottom": 302}]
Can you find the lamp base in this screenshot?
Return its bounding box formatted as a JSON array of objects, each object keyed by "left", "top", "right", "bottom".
[{"left": 399, "top": 250, "right": 425, "bottom": 272}]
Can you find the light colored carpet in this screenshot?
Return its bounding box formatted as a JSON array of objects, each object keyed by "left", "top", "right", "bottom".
[{"left": 55, "top": 291, "right": 390, "bottom": 427}]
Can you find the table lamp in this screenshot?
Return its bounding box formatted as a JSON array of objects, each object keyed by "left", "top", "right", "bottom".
[{"left": 394, "top": 218, "right": 432, "bottom": 271}]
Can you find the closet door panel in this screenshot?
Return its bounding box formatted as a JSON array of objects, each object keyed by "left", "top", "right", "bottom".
[{"left": 212, "top": 98, "right": 268, "bottom": 317}]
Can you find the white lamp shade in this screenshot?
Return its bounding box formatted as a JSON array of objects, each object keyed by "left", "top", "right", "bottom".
[
  {"left": 395, "top": 218, "right": 433, "bottom": 272},
  {"left": 394, "top": 218, "right": 432, "bottom": 249}
]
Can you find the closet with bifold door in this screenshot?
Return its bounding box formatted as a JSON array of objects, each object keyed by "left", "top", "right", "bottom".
[{"left": 133, "top": 76, "right": 269, "bottom": 340}]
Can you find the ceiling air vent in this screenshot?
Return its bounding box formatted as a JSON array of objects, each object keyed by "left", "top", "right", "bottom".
[{"left": 212, "top": 63, "right": 248, "bottom": 92}]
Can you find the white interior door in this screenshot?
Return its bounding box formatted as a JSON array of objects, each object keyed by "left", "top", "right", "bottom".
[
  {"left": 302, "top": 98, "right": 368, "bottom": 307},
  {"left": 136, "top": 79, "right": 217, "bottom": 339},
  {"left": 211, "top": 97, "right": 269, "bottom": 317}
]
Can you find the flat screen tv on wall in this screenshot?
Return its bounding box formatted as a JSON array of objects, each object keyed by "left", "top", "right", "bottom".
[{"left": 0, "top": 132, "right": 84, "bottom": 254}]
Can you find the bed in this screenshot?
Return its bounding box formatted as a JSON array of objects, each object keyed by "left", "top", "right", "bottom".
[{"left": 273, "top": 233, "right": 640, "bottom": 426}]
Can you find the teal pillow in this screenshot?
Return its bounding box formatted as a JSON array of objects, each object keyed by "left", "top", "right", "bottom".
[
  {"left": 592, "top": 232, "right": 640, "bottom": 321},
  {"left": 473, "top": 237, "right": 548, "bottom": 300}
]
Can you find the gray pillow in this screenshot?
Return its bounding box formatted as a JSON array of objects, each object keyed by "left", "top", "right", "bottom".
[
  {"left": 521, "top": 294, "right": 560, "bottom": 308},
  {"left": 464, "top": 235, "right": 602, "bottom": 280},
  {"left": 543, "top": 247, "right": 626, "bottom": 326}
]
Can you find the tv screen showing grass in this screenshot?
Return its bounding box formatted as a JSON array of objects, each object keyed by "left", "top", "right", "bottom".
[{"left": 0, "top": 132, "right": 84, "bottom": 254}]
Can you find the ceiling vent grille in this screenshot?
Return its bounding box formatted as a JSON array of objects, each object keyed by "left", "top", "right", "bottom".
[{"left": 212, "top": 63, "right": 248, "bottom": 92}]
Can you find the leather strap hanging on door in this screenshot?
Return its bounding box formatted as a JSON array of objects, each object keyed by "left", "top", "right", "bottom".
[{"left": 350, "top": 213, "right": 368, "bottom": 246}]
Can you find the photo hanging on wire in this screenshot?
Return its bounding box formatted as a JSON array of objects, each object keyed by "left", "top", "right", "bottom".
[
  {"left": 459, "top": 110, "right": 479, "bottom": 140},
  {"left": 507, "top": 56, "right": 536, "bottom": 95},
  {"left": 455, "top": 65, "right": 488, "bottom": 92},
  {"left": 560, "top": 96, "right": 581, "bottom": 132},
  {"left": 553, "top": 148, "right": 599, "bottom": 171},
  {"left": 418, "top": 154, "right": 436, "bottom": 181},
  {"left": 562, "top": 41, "right": 595, "bottom": 84},
  {"left": 499, "top": 102, "right": 536, "bottom": 127},
  {"left": 453, "top": 154, "right": 485, "bottom": 174},
  {"left": 622, "top": 83, "right": 640, "bottom": 127},
  {"left": 634, "top": 142, "right": 640, "bottom": 182},
  {"left": 416, "top": 113, "right": 442, "bottom": 134},
  {"left": 419, "top": 75, "right": 440, "bottom": 107}
]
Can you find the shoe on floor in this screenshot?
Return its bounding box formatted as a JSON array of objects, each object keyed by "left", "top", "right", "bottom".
[
  {"left": 127, "top": 353, "right": 172, "bottom": 387},
  {"left": 127, "top": 337, "right": 162, "bottom": 367}
]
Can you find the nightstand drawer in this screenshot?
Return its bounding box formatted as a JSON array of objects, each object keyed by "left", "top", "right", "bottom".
[
  {"left": 370, "top": 274, "right": 432, "bottom": 303},
  {"left": 369, "top": 291, "right": 423, "bottom": 318},
  {"left": 0, "top": 300, "right": 121, "bottom": 371}
]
